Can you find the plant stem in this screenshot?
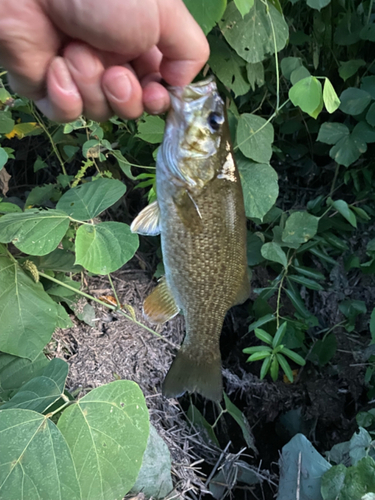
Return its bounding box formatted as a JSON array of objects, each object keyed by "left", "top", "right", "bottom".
[
  {"left": 329, "top": 162, "right": 340, "bottom": 198},
  {"left": 108, "top": 273, "right": 120, "bottom": 308},
  {"left": 31, "top": 105, "right": 67, "bottom": 176}
]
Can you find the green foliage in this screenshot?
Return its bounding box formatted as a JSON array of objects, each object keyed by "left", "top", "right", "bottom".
[{"left": 244, "top": 322, "right": 305, "bottom": 382}]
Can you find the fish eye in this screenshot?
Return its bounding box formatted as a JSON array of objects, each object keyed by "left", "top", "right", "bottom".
[{"left": 208, "top": 112, "right": 223, "bottom": 132}]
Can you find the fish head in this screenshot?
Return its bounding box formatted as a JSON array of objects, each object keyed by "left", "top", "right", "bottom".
[{"left": 160, "top": 76, "right": 228, "bottom": 188}]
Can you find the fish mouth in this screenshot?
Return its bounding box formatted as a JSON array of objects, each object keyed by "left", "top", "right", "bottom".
[{"left": 168, "top": 75, "right": 218, "bottom": 112}]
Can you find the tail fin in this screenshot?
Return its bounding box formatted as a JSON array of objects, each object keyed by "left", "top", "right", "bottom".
[{"left": 162, "top": 348, "right": 222, "bottom": 403}]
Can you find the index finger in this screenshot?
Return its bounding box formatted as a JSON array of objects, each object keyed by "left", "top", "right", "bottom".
[{"left": 156, "top": 0, "right": 210, "bottom": 86}]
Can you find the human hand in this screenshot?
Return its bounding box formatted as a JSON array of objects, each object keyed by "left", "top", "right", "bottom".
[{"left": 0, "top": 0, "right": 209, "bottom": 122}]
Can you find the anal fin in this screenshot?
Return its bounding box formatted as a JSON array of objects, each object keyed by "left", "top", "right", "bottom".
[
  {"left": 143, "top": 277, "right": 180, "bottom": 324},
  {"left": 130, "top": 200, "right": 161, "bottom": 236}
]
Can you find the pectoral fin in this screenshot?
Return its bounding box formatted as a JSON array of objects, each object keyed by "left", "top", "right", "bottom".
[
  {"left": 143, "top": 277, "right": 180, "bottom": 324},
  {"left": 130, "top": 200, "right": 161, "bottom": 236},
  {"left": 174, "top": 190, "right": 203, "bottom": 230}
]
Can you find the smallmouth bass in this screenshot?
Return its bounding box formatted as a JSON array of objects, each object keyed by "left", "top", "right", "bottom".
[{"left": 131, "top": 76, "right": 249, "bottom": 402}]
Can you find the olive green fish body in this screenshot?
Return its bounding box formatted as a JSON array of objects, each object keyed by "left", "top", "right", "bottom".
[{"left": 131, "top": 77, "right": 249, "bottom": 402}]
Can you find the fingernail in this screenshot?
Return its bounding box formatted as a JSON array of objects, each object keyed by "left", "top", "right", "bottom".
[
  {"left": 104, "top": 72, "right": 131, "bottom": 102},
  {"left": 51, "top": 57, "right": 79, "bottom": 96}
]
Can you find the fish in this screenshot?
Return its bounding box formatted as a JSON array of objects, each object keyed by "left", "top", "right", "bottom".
[{"left": 131, "top": 76, "right": 250, "bottom": 402}]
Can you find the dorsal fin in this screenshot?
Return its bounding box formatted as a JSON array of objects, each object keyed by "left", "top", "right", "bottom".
[
  {"left": 130, "top": 200, "right": 161, "bottom": 236},
  {"left": 143, "top": 277, "right": 180, "bottom": 324}
]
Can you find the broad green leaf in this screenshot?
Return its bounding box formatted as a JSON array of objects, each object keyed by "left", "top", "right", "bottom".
[
  {"left": 0, "top": 88, "right": 11, "bottom": 103},
  {"left": 321, "top": 464, "right": 346, "bottom": 500},
  {"left": 310, "top": 92, "right": 324, "bottom": 120},
  {"left": 350, "top": 427, "right": 372, "bottom": 465},
  {"left": 208, "top": 36, "right": 250, "bottom": 97},
  {"left": 321, "top": 456, "right": 375, "bottom": 500},
  {"left": 352, "top": 121, "right": 375, "bottom": 144},
  {"left": 82, "top": 139, "right": 101, "bottom": 159},
  {"left": 261, "top": 242, "right": 287, "bottom": 267},
  {"left": 25, "top": 184, "right": 60, "bottom": 208},
  {"left": 56, "top": 178, "right": 126, "bottom": 220},
  {"left": 339, "top": 59, "right": 366, "bottom": 81},
  {"left": 0, "top": 352, "right": 49, "bottom": 400},
  {"left": 307, "top": 0, "right": 330, "bottom": 10},
  {"left": 361, "top": 76, "right": 375, "bottom": 99},
  {"left": 136, "top": 115, "right": 165, "bottom": 143},
  {"left": 323, "top": 78, "right": 340, "bottom": 113},
  {"left": 247, "top": 232, "right": 265, "bottom": 265},
  {"left": 339, "top": 88, "right": 372, "bottom": 115},
  {"left": 0, "top": 257, "right": 58, "bottom": 360},
  {"left": 63, "top": 145, "right": 79, "bottom": 161},
  {"left": 236, "top": 114, "right": 274, "bottom": 163},
  {"left": 366, "top": 103, "right": 375, "bottom": 127},
  {"left": 0, "top": 209, "right": 70, "bottom": 256},
  {"left": 246, "top": 62, "right": 265, "bottom": 90},
  {"left": 33, "top": 156, "right": 47, "bottom": 172},
  {"left": 0, "top": 111, "right": 15, "bottom": 134},
  {"left": 361, "top": 24, "right": 375, "bottom": 42},
  {"left": 5, "top": 122, "right": 40, "bottom": 140},
  {"left": 75, "top": 222, "right": 139, "bottom": 274},
  {"left": 0, "top": 409, "right": 81, "bottom": 500},
  {"left": 58, "top": 380, "right": 149, "bottom": 500},
  {"left": 237, "top": 156, "right": 278, "bottom": 220},
  {"left": 289, "top": 76, "right": 323, "bottom": 117},
  {"left": 280, "top": 57, "right": 302, "bottom": 80},
  {"left": 234, "top": 0, "right": 254, "bottom": 17},
  {"left": 307, "top": 334, "right": 337, "bottom": 366},
  {"left": 329, "top": 135, "right": 364, "bottom": 167},
  {"left": 317, "top": 122, "right": 349, "bottom": 145},
  {"left": 334, "top": 12, "right": 362, "bottom": 46},
  {"left": 290, "top": 66, "right": 311, "bottom": 85},
  {"left": 130, "top": 425, "right": 173, "bottom": 499},
  {"left": 1, "top": 358, "right": 68, "bottom": 413},
  {"left": 0, "top": 202, "right": 22, "bottom": 214},
  {"left": 184, "top": 0, "right": 227, "bottom": 34},
  {"left": 219, "top": 0, "right": 288, "bottom": 64},
  {"left": 109, "top": 150, "right": 137, "bottom": 180},
  {"left": 30, "top": 248, "right": 82, "bottom": 272},
  {"left": 0, "top": 147, "right": 8, "bottom": 170},
  {"left": 187, "top": 404, "right": 219, "bottom": 446},
  {"left": 223, "top": 392, "right": 257, "bottom": 452},
  {"left": 56, "top": 303, "right": 74, "bottom": 328},
  {"left": 278, "top": 434, "right": 331, "bottom": 500},
  {"left": 282, "top": 211, "right": 319, "bottom": 245},
  {"left": 329, "top": 199, "right": 357, "bottom": 227}
]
